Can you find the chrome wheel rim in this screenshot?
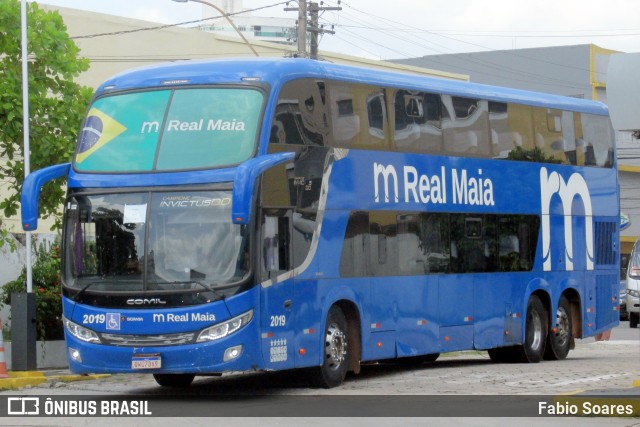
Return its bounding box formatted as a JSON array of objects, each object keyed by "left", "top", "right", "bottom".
[
  {"left": 554, "top": 306, "right": 570, "bottom": 346},
  {"left": 325, "top": 322, "right": 347, "bottom": 371},
  {"left": 528, "top": 310, "right": 543, "bottom": 351}
]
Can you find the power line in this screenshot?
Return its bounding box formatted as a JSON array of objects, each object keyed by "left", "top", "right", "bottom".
[
  {"left": 319, "top": 3, "right": 593, "bottom": 91},
  {"left": 71, "top": 1, "right": 290, "bottom": 40},
  {"left": 331, "top": 0, "right": 606, "bottom": 77}
]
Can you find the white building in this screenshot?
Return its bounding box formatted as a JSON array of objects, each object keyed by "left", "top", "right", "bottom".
[{"left": 198, "top": 0, "right": 296, "bottom": 45}]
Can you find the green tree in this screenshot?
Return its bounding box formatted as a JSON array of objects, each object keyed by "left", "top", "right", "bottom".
[{"left": 0, "top": 0, "right": 93, "bottom": 231}]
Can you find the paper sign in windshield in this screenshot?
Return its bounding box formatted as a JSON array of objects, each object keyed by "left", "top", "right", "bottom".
[{"left": 123, "top": 204, "right": 147, "bottom": 223}]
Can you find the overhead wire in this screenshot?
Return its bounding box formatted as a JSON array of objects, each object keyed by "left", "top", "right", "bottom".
[
  {"left": 329, "top": 0, "right": 619, "bottom": 76},
  {"left": 319, "top": 1, "right": 594, "bottom": 91},
  {"left": 71, "top": 1, "right": 290, "bottom": 40}
]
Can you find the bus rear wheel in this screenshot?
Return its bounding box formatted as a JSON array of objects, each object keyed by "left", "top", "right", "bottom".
[
  {"left": 310, "top": 305, "right": 349, "bottom": 388},
  {"left": 514, "top": 295, "right": 548, "bottom": 363},
  {"left": 544, "top": 295, "right": 572, "bottom": 360},
  {"left": 153, "top": 374, "right": 195, "bottom": 388}
]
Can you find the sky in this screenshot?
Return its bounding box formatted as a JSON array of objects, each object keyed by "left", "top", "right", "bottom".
[{"left": 39, "top": 0, "right": 640, "bottom": 60}]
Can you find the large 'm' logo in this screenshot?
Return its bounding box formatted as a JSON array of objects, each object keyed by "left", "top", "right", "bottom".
[
  {"left": 373, "top": 163, "right": 399, "bottom": 203},
  {"left": 540, "top": 167, "right": 594, "bottom": 271}
]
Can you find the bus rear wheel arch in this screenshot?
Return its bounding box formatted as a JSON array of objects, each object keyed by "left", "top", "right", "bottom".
[
  {"left": 489, "top": 294, "right": 548, "bottom": 363},
  {"left": 515, "top": 294, "right": 548, "bottom": 363}
]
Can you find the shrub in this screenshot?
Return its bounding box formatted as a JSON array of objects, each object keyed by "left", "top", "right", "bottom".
[{"left": 1, "top": 238, "right": 63, "bottom": 340}]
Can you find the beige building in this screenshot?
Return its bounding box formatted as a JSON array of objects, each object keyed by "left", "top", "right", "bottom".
[{"left": 44, "top": 5, "right": 468, "bottom": 90}]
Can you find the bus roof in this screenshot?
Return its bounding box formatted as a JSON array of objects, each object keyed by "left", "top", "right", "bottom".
[{"left": 97, "top": 58, "right": 609, "bottom": 116}]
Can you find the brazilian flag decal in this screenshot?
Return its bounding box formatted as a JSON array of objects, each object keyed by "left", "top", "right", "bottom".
[{"left": 76, "top": 108, "right": 127, "bottom": 164}]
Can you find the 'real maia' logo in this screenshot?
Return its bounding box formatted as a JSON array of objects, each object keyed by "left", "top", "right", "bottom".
[
  {"left": 540, "top": 167, "right": 594, "bottom": 272},
  {"left": 372, "top": 163, "right": 593, "bottom": 272},
  {"left": 373, "top": 162, "right": 494, "bottom": 207}
]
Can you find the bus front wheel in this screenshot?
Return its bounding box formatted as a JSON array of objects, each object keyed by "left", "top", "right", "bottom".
[
  {"left": 310, "top": 305, "right": 349, "bottom": 388},
  {"left": 544, "top": 295, "right": 572, "bottom": 360},
  {"left": 153, "top": 373, "right": 195, "bottom": 388},
  {"left": 515, "top": 295, "right": 548, "bottom": 363}
]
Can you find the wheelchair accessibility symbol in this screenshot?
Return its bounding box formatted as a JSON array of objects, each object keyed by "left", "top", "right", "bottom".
[{"left": 106, "top": 313, "right": 121, "bottom": 331}]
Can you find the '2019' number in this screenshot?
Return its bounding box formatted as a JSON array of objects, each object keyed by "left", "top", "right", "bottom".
[
  {"left": 270, "top": 315, "right": 286, "bottom": 327},
  {"left": 82, "top": 314, "right": 106, "bottom": 324}
]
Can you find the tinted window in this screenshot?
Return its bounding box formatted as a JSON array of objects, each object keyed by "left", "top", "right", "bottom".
[
  {"left": 321, "top": 82, "right": 614, "bottom": 168},
  {"left": 442, "top": 96, "right": 490, "bottom": 157},
  {"left": 328, "top": 83, "right": 389, "bottom": 150},
  {"left": 269, "top": 79, "right": 327, "bottom": 149},
  {"left": 393, "top": 90, "right": 443, "bottom": 154},
  {"left": 340, "top": 210, "right": 538, "bottom": 277}
]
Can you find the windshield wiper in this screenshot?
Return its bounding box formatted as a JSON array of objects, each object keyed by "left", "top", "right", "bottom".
[{"left": 72, "top": 281, "right": 104, "bottom": 302}]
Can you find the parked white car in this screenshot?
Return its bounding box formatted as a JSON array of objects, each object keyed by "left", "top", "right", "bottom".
[{"left": 626, "top": 240, "right": 640, "bottom": 328}]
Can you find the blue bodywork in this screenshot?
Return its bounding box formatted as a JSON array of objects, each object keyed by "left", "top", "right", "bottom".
[{"left": 21, "top": 58, "right": 619, "bottom": 375}]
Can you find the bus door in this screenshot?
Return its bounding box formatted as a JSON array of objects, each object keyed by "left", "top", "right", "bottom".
[
  {"left": 258, "top": 148, "right": 325, "bottom": 369},
  {"left": 259, "top": 210, "right": 296, "bottom": 369}
]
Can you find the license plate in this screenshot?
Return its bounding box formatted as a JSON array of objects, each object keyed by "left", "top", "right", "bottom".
[{"left": 132, "top": 354, "right": 161, "bottom": 370}]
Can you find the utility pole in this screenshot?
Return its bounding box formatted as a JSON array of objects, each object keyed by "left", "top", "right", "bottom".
[
  {"left": 285, "top": 1, "right": 341, "bottom": 59},
  {"left": 285, "top": 1, "right": 307, "bottom": 57}
]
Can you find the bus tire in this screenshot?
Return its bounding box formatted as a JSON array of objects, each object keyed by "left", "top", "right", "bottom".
[
  {"left": 544, "top": 295, "right": 572, "bottom": 360},
  {"left": 153, "top": 374, "right": 195, "bottom": 388},
  {"left": 310, "top": 305, "right": 349, "bottom": 388},
  {"left": 514, "top": 295, "right": 548, "bottom": 363}
]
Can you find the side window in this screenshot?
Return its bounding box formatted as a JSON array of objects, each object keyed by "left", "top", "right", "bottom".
[
  {"left": 419, "top": 213, "right": 450, "bottom": 273},
  {"left": 370, "top": 211, "right": 398, "bottom": 276},
  {"left": 261, "top": 211, "right": 290, "bottom": 278},
  {"left": 450, "top": 214, "right": 497, "bottom": 273},
  {"left": 578, "top": 113, "right": 614, "bottom": 167},
  {"left": 340, "top": 211, "right": 369, "bottom": 277},
  {"left": 340, "top": 210, "right": 537, "bottom": 277},
  {"left": 489, "top": 102, "right": 535, "bottom": 159},
  {"left": 259, "top": 208, "right": 316, "bottom": 279},
  {"left": 396, "top": 213, "right": 433, "bottom": 275},
  {"left": 532, "top": 107, "right": 564, "bottom": 164},
  {"left": 497, "top": 216, "right": 539, "bottom": 272},
  {"left": 442, "top": 96, "right": 490, "bottom": 157},
  {"left": 328, "top": 83, "right": 389, "bottom": 150},
  {"left": 268, "top": 79, "right": 328, "bottom": 153},
  {"left": 393, "top": 90, "right": 443, "bottom": 154}
]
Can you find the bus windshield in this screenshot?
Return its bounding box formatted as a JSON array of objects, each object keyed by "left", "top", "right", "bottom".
[
  {"left": 63, "top": 190, "right": 250, "bottom": 293},
  {"left": 74, "top": 88, "right": 263, "bottom": 172}
]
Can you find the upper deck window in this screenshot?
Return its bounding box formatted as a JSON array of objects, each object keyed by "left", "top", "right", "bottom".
[{"left": 74, "top": 88, "right": 263, "bottom": 172}]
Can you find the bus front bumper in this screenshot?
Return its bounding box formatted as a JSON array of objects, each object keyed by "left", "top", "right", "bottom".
[{"left": 64, "top": 328, "right": 262, "bottom": 375}]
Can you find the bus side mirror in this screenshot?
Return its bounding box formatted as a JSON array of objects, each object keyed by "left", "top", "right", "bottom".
[
  {"left": 232, "top": 152, "right": 295, "bottom": 225},
  {"left": 21, "top": 163, "right": 71, "bottom": 231}
]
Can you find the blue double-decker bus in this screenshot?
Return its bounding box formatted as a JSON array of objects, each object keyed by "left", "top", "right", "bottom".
[{"left": 22, "top": 58, "right": 619, "bottom": 388}]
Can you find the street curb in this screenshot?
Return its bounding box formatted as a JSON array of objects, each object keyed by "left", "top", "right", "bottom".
[
  {"left": 0, "top": 372, "right": 46, "bottom": 390},
  {"left": 0, "top": 371, "right": 111, "bottom": 390}
]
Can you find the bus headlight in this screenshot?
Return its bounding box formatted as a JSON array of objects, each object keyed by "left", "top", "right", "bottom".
[
  {"left": 196, "top": 310, "right": 253, "bottom": 343},
  {"left": 63, "top": 317, "right": 101, "bottom": 344}
]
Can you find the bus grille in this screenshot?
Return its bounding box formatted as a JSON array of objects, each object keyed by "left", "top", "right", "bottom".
[{"left": 100, "top": 332, "right": 196, "bottom": 347}]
